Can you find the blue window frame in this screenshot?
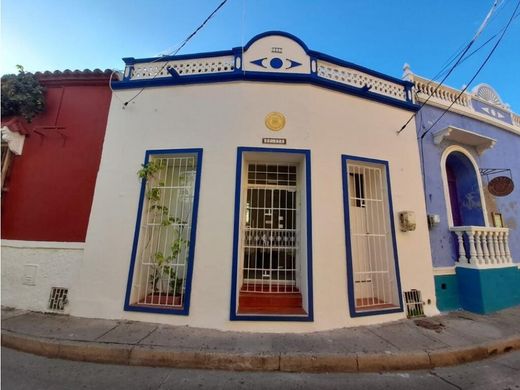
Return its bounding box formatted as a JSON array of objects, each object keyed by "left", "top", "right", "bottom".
[
  {"left": 124, "top": 148, "right": 203, "bottom": 315},
  {"left": 341, "top": 155, "right": 403, "bottom": 317},
  {"left": 230, "top": 147, "right": 314, "bottom": 321}
]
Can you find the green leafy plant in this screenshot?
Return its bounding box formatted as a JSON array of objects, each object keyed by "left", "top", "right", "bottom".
[
  {"left": 1, "top": 65, "right": 45, "bottom": 122},
  {"left": 147, "top": 187, "right": 161, "bottom": 202},
  {"left": 138, "top": 160, "right": 165, "bottom": 180},
  {"left": 138, "top": 159, "right": 190, "bottom": 298},
  {"left": 148, "top": 237, "right": 189, "bottom": 296}
]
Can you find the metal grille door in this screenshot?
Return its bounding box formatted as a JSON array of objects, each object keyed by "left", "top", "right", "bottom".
[
  {"left": 347, "top": 161, "right": 399, "bottom": 311},
  {"left": 132, "top": 154, "right": 197, "bottom": 308},
  {"left": 242, "top": 163, "right": 299, "bottom": 293}
]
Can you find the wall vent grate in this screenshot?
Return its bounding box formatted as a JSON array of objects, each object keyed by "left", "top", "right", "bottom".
[
  {"left": 404, "top": 289, "right": 425, "bottom": 318},
  {"left": 48, "top": 287, "right": 68, "bottom": 311}
]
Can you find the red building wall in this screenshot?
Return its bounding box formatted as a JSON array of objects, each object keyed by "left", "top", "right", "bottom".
[{"left": 1, "top": 70, "right": 114, "bottom": 242}]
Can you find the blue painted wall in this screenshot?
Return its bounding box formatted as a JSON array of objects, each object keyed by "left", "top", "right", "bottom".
[
  {"left": 417, "top": 105, "right": 520, "bottom": 268},
  {"left": 434, "top": 274, "right": 461, "bottom": 312},
  {"left": 456, "top": 266, "right": 520, "bottom": 314}
]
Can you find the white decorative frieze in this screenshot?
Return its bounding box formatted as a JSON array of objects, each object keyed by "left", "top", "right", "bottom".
[
  {"left": 317, "top": 61, "right": 407, "bottom": 101},
  {"left": 118, "top": 33, "right": 413, "bottom": 107},
  {"left": 129, "top": 55, "right": 235, "bottom": 80}
]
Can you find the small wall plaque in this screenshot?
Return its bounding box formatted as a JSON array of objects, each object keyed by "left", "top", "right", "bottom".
[
  {"left": 488, "top": 176, "right": 514, "bottom": 196},
  {"left": 491, "top": 212, "right": 504, "bottom": 228},
  {"left": 265, "top": 112, "right": 286, "bottom": 131},
  {"left": 262, "top": 137, "right": 286, "bottom": 145}
]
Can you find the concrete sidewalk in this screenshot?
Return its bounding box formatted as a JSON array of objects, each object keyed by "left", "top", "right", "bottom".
[{"left": 2, "top": 306, "right": 520, "bottom": 373}]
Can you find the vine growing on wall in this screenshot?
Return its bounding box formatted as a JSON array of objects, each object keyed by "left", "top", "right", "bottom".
[
  {"left": 138, "top": 160, "right": 190, "bottom": 296},
  {"left": 1, "top": 65, "right": 45, "bottom": 122}
]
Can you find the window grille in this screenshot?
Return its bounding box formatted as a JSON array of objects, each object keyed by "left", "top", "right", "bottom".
[
  {"left": 130, "top": 154, "right": 198, "bottom": 309},
  {"left": 48, "top": 287, "right": 68, "bottom": 311},
  {"left": 241, "top": 163, "right": 300, "bottom": 293},
  {"left": 404, "top": 289, "right": 425, "bottom": 318},
  {"left": 346, "top": 161, "right": 400, "bottom": 312}
]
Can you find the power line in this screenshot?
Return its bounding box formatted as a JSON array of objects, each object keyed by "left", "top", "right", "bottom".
[
  {"left": 396, "top": 0, "right": 502, "bottom": 135},
  {"left": 419, "top": 0, "right": 520, "bottom": 141},
  {"left": 434, "top": 8, "right": 520, "bottom": 81},
  {"left": 117, "top": 0, "right": 229, "bottom": 108},
  {"left": 409, "top": 7, "right": 519, "bottom": 111},
  {"left": 428, "top": 0, "right": 507, "bottom": 85}
]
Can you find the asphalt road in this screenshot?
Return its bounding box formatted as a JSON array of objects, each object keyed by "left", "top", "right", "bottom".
[{"left": 2, "top": 347, "right": 520, "bottom": 390}]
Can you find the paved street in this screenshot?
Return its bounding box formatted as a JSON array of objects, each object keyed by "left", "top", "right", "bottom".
[{"left": 2, "top": 347, "right": 520, "bottom": 390}]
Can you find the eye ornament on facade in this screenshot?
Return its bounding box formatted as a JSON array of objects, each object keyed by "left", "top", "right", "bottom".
[{"left": 250, "top": 57, "right": 302, "bottom": 70}]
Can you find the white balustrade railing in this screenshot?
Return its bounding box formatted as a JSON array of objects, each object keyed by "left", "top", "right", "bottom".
[
  {"left": 413, "top": 76, "right": 470, "bottom": 108},
  {"left": 450, "top": 226, "right": 513, "bottom": 268},
  {"left": 408, "top": 74, "right": 520, "bottom": 132},
  {"left": 513, "top": 113, "right": 520, "bottom": 128}
]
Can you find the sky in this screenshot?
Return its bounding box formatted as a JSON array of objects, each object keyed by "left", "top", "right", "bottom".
[{"left": 2, "top": 0, "right": 519, "bottom": 110}]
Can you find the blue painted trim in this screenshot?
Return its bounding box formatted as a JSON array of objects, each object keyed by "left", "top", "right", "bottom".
[
  {"left": 115, "top": 31, "right": 418, "bottom": 110},
  {"left": 121, "top": 31, "right": 411, "bottom": 89},
  {"left": 341, "top": 155, "right": 404, "bottom": 318},
  {"left": 250, "top": 58, "right": 268, "bottom": 68},
  {"left": 286, "top": 59, "right": 302, "bottom": 69},
  {"left": 230, "top": 147, "right": 314, "bottom": 322},
  {"left": 124, "top": 148, "right": 203, "bottom": 316},
  {"left": 309, "top": 51, "right": 414, "bottom": 88},
  {"left": 112, "top": 71, "right": 419, "bottom": 112},
  {"left": 243, "top": 30, "right": 310, "bottom": 51},
  {"left": 243, "top": 31, "right": 411, "bottom": 89}
]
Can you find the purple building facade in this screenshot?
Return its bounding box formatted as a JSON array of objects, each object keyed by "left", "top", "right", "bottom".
[{"left": 407, "top": 67, "right": 520, "bottom": 313}]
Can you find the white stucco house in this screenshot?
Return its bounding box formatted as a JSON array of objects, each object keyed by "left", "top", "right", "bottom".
[{"left": 70, "top": 31, "right": 438, "bottom": 332}]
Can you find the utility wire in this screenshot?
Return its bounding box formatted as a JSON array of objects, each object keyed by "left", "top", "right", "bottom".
[
  {"left": 412, "top": 6, "right": 519, "bottom": 108},
  {"left": 396, "top": 0, "right": 502, "bottom": 135},
  {"left": 115, "top": 0, "right": 229, "bottom": 108},
  {"left": 419, "top": 0, "right": 520, "bottom": 141},
  {"left": 427, "top": 0, "right": 506, "bottom": 85},
  {"left": 434, "top": 8, "right": 520, "bottom": 81},
  {"left": 409, "top": 0, "right": 512, "bottom": 113},
  {"left": 410, "top": 7, "right": 519, "bottom": 107}
]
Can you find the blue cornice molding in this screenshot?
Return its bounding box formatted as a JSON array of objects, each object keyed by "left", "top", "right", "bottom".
[
  {"left": 243, "top": 30, "right": 311, "bottom": 51},
  {"left": 115, "top": 31, "right": 418, "bottom": 112}
]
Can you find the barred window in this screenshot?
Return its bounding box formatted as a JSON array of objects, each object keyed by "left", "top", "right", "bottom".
[{"left": 125, "top": 150, "right": 202, "bottom": 314}]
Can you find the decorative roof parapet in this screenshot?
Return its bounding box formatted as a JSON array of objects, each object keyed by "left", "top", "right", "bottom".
[
  {"left": 113, "top": 31, "right": 417, "bottom": 112},
  {"left": 405, "top": 68, "right": 519, "bottom": 134}
]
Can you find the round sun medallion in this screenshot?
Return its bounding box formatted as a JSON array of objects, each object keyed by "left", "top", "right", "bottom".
[{"left": 265, "top": 112, "right": 286, "bottom": 131}]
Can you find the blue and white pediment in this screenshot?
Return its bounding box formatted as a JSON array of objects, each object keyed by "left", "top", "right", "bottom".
[
  {"left": 242, "top": 32, "right": 310, "bottom": 74},
  {"left": 116, "top": 31, "right": 416, "bottom": 111}
]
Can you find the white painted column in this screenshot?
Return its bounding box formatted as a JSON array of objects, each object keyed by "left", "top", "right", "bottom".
[
  {"left": 467, "top": 231, "right": 478, "bottom": 265},
  {"left": 504, "top": 231, "right": 513, "bottom": 264},
  {"left": 474, "top": 231, "right": 484, "bottom": 266},
  {"left": 481, "top": 231, "right": 490, "bottom": 264},
  {"left": 455, "top": 231, "right": 467, "bottom": 263}
]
